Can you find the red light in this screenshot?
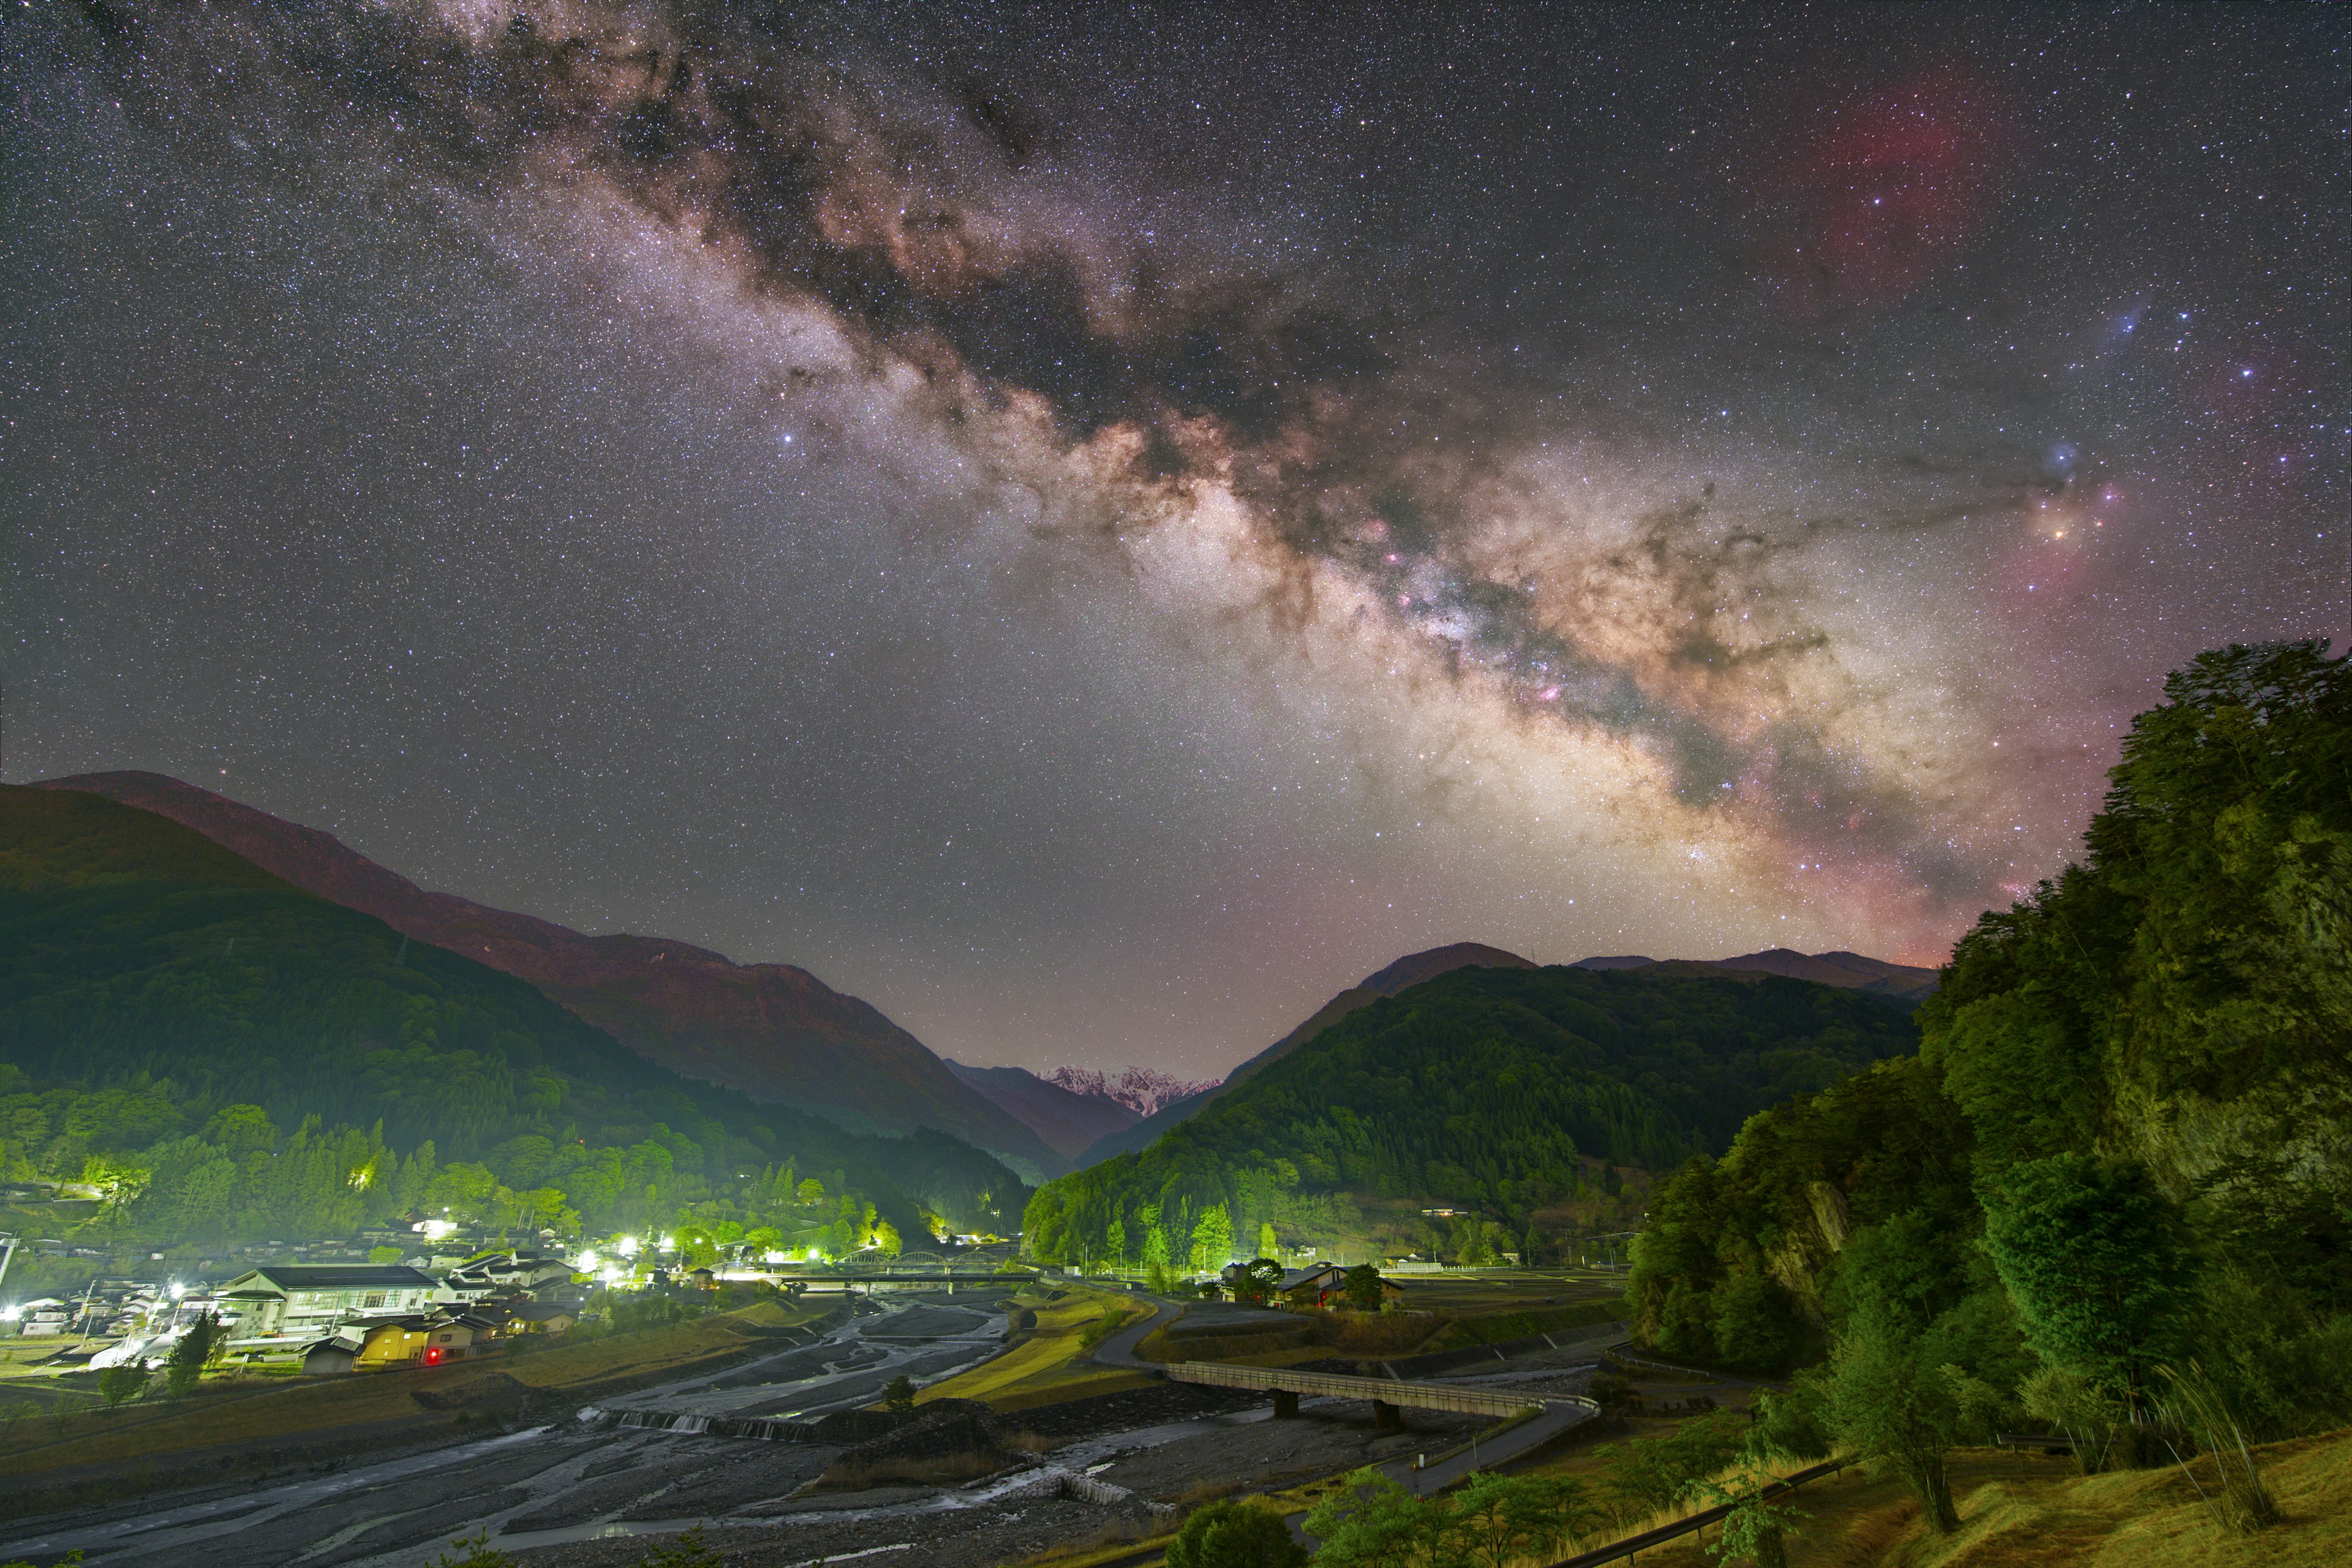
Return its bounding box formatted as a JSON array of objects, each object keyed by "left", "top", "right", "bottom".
[{"left": 424, "top": 1347, "right": 443, "bottom": 1365}]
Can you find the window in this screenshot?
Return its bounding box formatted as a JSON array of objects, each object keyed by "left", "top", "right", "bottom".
[{"left": 364, "top": 1293, "right": 387, "bottom": 1309}]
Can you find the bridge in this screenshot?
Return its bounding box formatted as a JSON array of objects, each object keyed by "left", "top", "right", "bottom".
[{"left": 1165, "top": 1359, "right": 1556, "bottom": 1430}]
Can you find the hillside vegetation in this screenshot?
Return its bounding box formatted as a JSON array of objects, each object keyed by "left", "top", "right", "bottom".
[
  {"left": 1629, "top": 641, "right": 2351, "bottom": 1537},
  {"left": 1025, "top": 963, "right": 1916, "bottom": 1272},
  {"left": 0, "top": 787, "right": 1027, "bottom": 1251}
]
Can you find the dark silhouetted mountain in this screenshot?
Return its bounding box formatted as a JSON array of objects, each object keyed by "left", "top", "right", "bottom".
[
  {"left": 34, "top": 771, "right": 1068, "bottom": 1178},
  {"left": 1572, "top": 946, "right": 1939, "bottom": 1003},
  {"left": 944, "top": 1061, "right": 1139, "bottom": 1159},
  {"left": 1070, "top": 941, "right": 1538, "bottom": 1167}
]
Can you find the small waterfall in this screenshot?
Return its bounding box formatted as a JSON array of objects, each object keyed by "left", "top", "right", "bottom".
[{"left": 590, "top": 1408, "right": 823, "bottom": 1442}]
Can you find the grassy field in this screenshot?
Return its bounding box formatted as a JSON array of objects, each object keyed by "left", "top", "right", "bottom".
[
  {"left": 915, "top": 1287, "right": 1157, "bottom": 1412},
  {"left": 0, "top": 1296, "right": 825, "bottom": 1485},
  {"left": 1513, "top": 1427, "right": 2352, "bottom": 1568}
]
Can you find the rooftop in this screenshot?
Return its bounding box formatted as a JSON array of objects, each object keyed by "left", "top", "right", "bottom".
[{"left": 231, "top": 1265, "right": 439, "bottom": 1290}]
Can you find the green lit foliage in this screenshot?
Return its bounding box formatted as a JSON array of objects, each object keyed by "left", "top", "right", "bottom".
[
  {"left": 428, "top": 1534, "right": 518, "bottom": 1568},
  {"left": 1025, "top": 964, "right": 1913, "bottom": 1270},
  {"left": 163, "top": 1313, "right": 224, "bottom": 1399},
  {"left": 97, "top": 1358, "right": 150, "bottom": 1410},
  {"left": 1164, "top": 1498, "right": 1307, "bottom": 1568},
  {"left": 1980, "top": 1152, "right": 2193, "bottom": 1397},
  {"left": 0, "top": 787, "right": 1030, "bottom": 1248},
  {"left": 633, "top": 1525, "right": 724, "bottom": 1567},
  {"left": 1630, "top": 643, "right": 2352, "bottom": 1538},
  {"left": 1303, "top": 1468, "right": 1597, "bottom": 1568}
]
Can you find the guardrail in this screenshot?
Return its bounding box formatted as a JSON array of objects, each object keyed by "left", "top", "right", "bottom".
[
  {"left": 1165, "top": 1360, "right": 1544, "bottom": 1417},
  {"left": 1542, "top": 1457, "right": 1858, "bottom": 1566}
]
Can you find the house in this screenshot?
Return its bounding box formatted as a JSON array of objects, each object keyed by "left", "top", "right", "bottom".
[
  {"left": 302, "top": 1319, "right": 431, "bottom": 1375},
  {"left": 433, "top": 1251, "right": 573, "bottom": 1298},
  {"left": 513, "top": 1302, "right": 575, "bottom": 1335},
  {"left": 1278, "top": 1265, "right": 1406, "bottom": 1308},
  {"left": 214, "top": 1265, "right": 439, "bottom": 1341},
  {"left": 1278, "top": 1265, "right": 1348, "bottom": 1306},
  {"left": 688, "top": 1267, "right": 717, "bottom": 1291},
  {"left": 13, "top": 1298, "right": 72, "bottom": 1336},
  {"left": 421, "top": 1309, "right": 508, "bottom": 1364}
]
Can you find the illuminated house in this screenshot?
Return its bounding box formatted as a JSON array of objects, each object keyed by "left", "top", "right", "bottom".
[
  {"left": 301, "top": 1320, "right": 431, "bottom": 1374},
  {"left": 214, "top": 1264, "right": 439, "bottom": 1342}
]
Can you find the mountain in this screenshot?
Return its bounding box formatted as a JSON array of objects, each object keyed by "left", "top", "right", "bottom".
[
  {"left": 1069, "top": 941, "right": 1538, "bottom": 1167},
  {"left": 1041, "top": 1066, "right": 1215, "bottom": 1118},
  {"left": 944, "top": 1062, "right": 1139, "bottom": 1159},
  {"left": 1024, "top": 962, "right": 1922, "bottom": 1268},
  {"left": 0, "top": 786, "right": 1029, "bottom": 1237},
  {"left": 1572, "top": 946, "right": 1940, "bottom": 1003},
  {"left": 33, "top": 771, "right": 1068, "bottom": 1179}
]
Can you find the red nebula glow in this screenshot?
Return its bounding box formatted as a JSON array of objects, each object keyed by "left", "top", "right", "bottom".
[{"left": 1758, "top": 67, "right": 2010, "bottom": 316}]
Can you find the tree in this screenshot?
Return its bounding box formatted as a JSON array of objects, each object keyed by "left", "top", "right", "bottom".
[
  {"left": 1165, "top": 1498, "right": 1308, "bottom": 1568},
  {"left": 1452, "top": 1471, "right": 1599, "bottom": 1567},
  {"left": 164, "top": 1313, "right": 223, "bottom": 1400},
  {"left": 883, "top": 1374, "right": 916, "bottom": 1416},
  {"left": 1981, "top": 1153, "right": 2192, "bottom": 1400},
  {"left": 1680, "top": 1466, "right": 1806, "bottom": 1568},
  {"left": 1232, "top": 1259, "right": 1284, "bottom": 1307},
  {"left": 98, "top": 1358, "right": 149, "bottom": 1410},
  {"left": 428, "top": 1532, "right": 518, "bottom": 1568},
  {"left": 1816, "top": 1303, "right": 1963, "bottom": 1532},
  {"left": 1105, "top": 1215, "right": 1128, "bottom": 1267},
  {"left": 1193, "top": 1202, "right": 1235, "bottom": 1273},
  {"left": 1257, "top": 1219, "right": 1279, "bottom": 1261},
  {"left": 873, "top": 1219, "right": 903, "bottom": 1257},
  {"left": 636, "top": 1524, "right": 724, "bottom": 1567},
  {"left": 1302, "top": 1469, "right": 1435, "bottom": 1568},
  {"left": 1343, "top": 1263, "right": 1385, "bottom": 1313}
]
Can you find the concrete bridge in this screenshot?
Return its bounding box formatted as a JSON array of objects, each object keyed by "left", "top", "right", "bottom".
[{"left": 1165, "top": 1359, "right": 1555, "bottom": 1430}]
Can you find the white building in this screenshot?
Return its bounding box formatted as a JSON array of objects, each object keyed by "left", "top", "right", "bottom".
[{"left": 214, "top": 1265, "right": 439, "bottom": 1342}]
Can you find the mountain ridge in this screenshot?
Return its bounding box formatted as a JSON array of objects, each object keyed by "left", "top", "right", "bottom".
[
  {"left": 1070, "top": 940, "right": 1539, "bottom": 1167},
  {"left": 1069, "top": 941, "right": 1936, "bottom": 1169},
  {"left": 33, "top": 771, "right": 1068, "bottom": 1179}
]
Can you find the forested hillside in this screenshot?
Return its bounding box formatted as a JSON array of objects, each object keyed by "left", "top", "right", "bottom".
[
  {"left": 1025, "top": 963, "right": 1917, "bottom": 1271},
  {"left": 1630, "top": 641, "right": 2351, "bottom": 1533},
  {"left": 0, "top": 787, "right": 1028, "bottom": 1248}
]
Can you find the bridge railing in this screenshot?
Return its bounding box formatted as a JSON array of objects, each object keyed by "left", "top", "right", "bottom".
[{"left": 1165, "top": 1360, "right": 1551, "bottom": 1418}]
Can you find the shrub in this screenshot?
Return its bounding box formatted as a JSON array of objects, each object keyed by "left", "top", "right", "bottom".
[{"left": 1167, "top": 1498, "right": 1308, "bottom": 1568}]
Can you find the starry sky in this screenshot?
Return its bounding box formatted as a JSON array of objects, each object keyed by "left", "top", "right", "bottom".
[{"left": 4, "top": 2, "right": 2344, "bottom": 1077}]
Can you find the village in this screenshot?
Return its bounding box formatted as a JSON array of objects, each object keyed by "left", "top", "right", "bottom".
[{"left": 0, "top": 1213, "right": 1458, "bottom": 1394}]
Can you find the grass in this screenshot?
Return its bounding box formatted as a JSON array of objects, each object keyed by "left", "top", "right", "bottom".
[
  {"left": 1410, "top": 1296, "right": 1627, "bottom": 1353},
  {"left": 0, "top": 1297, "right": 824, "bottom": 1483},
  {"left": 915, "top": 1286, "right": 1155, "bottom": 1411},
  {"left": 1564, "top": 1429, "right": 2352, "bottom": 1568}
]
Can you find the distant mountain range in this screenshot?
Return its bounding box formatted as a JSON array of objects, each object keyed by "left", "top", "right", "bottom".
[
  {"left": 1570, "top": 948, "right": 1940, "bottom": 1002},
  {"left": 1068, "top": 941, "right": 1937, "bottom": 1169},
  {"left": 33, "top": 771, "right": 1941, "bottom": 1186},
  {"left": 35, "top": 772, "right": 1069, "bottom": 1180},
  {"left": 944, "top": 1061, "right": 1140, "bottom": 1160},
  {"left": 1042, "top": 1066, "right": 1217, "bottom": 1118}
]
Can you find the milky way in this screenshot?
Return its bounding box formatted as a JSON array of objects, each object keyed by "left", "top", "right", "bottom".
[{"left": 4, "top": 2, "right": 2343, "bottom": 1074}]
